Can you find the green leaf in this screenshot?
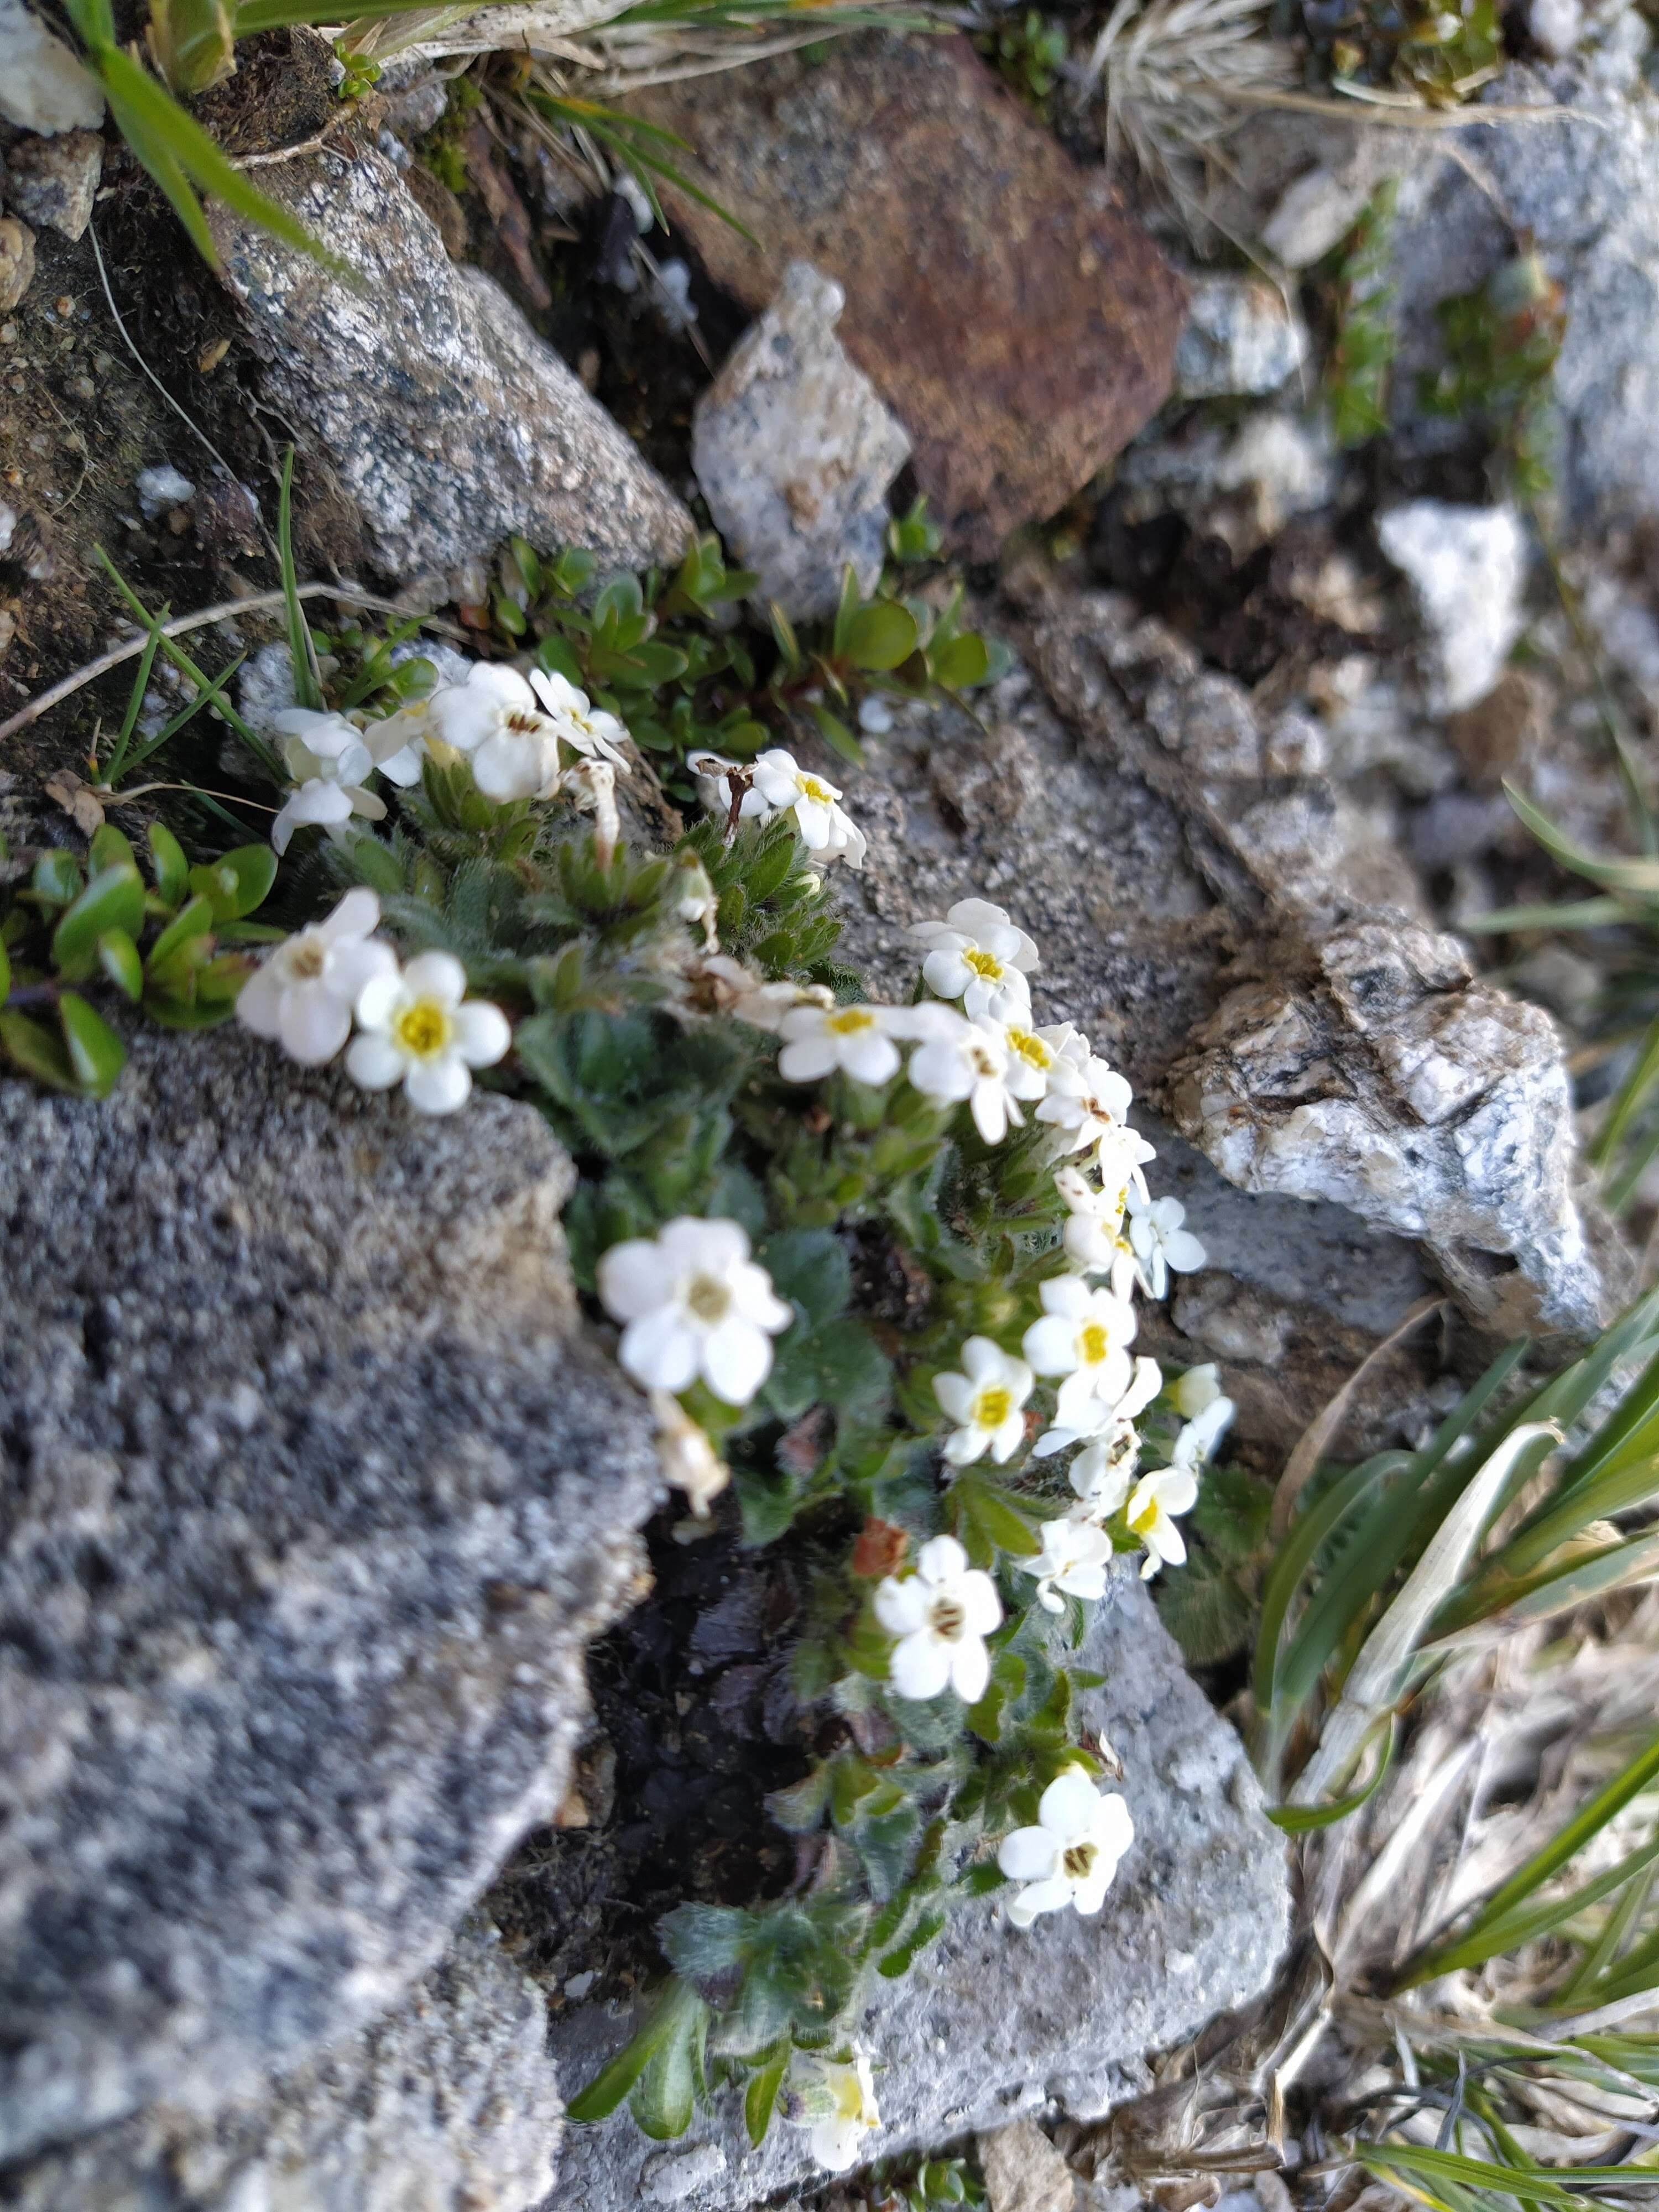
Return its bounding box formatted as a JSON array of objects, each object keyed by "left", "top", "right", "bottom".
[
  {"left": 744, "top": 2046, "right": 790, "bottom": 2147},
  {"left": 807, "top": 701, "right": 864, "bottom": 768},
  {"left": 0, "top": 939, "right": 9, "bottom": 1001},
  {"left": 845, "top": 600, "right": 919, "bottom": 672},
  {"left": 566, "top": 1981, "right": 705, "bottom": 2126},
  {"left": 148, "top": 823, "right": 190, "bottom": 906},
  {"left": 878, "top": 1907, "right": 947, "bottom": 1976},
  {"left": 58, "top": 992, "right": 126, "bottom": 1097},
  {"left": 146, "top": 894, "right": 216, "bottom": 970},
  {"left": 0, "top": 1008, "right": 79, "bottom": 1091},
  {"left": 759, "top": 1228, "right": 852, "bottom": 1328},
  {"left": 188, "top": 843, "right": 278, "bottom": 922},
  {"left": 630, "top": 1989, "right": 706, "bottom": 2140},
  {"left": 932, "top": 632, "right": 992, "bottom": 690},
  {"left": 32, "top": 851, "right": 85, "bottom": 909},
  {"left": 277, "top": 445, "right": 321, "bottom": 711},
  {"left": 50, "top": 863, "right": 147, "bottom": 982},
  {"left": 88, "top": 825, "right": 136, "bottom": 873},
  {"left": 97, "top": 928, "right": 144, "bottom": 1002},
  {"left": 952, "top": 1470, "right": 1042, "bottom": 1559}
]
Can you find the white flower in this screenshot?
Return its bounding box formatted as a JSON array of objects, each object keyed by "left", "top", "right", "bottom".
[
  {"left": 906, "top": 1005, "right": 1025, "bottom": 1145},
  {"left": 1094, "top": 1121, "right": 1159, "bottom": 1215},
  {"left": 1054, "top": 1165, "right": 1134, "bottom": 1286},
  {"left": 909, "top": 898, "right": 1038, "bottom": 1022},
  {"left": 671, "top": 853, "right": 720, "bottom": 950},
  {"left": 346, "top": 950, "right": 512, "bottom": 1114},
  {"left": 999, "top": 1018, "right": 1065, "bottom": 1105},
  {"left": 1124, "top": 1464, "right": 1199, "bottom": 1577},
  {"left": 362, "top": 697, "right": 437, "bottom": 787},
  {"left": 650, "top": 1390, "right": 729, "bottom": 1517},
  {"left": 1021, "top": 1276, "right": 1138, "bottom": 1434},
  {"left": 1063, "top": 1359, "right": 1164, "bottom": 1498},
  {"left": 1171, "top": 1363, "right": 1224, "bottom": 1418},
  {"left": 596, "top": 1216, "right": 792, "bottom": 1406},
  {"left": 797, "top": 2051, "right": 881, "bottom": 2173},
  {"left": 236, "top": 886, "right": 397, "bottom": 1066},
  {"left": 1021, "top": 1516, "right": 1113, "bottom": 1613},
  {"left": 429, "top": 664, "right": 564, "bottom": 801},
  {"left": 933, "top": 1337, "right": 1033, "bottom": 1466},
  {"left": 1171, "top": 1394, "right": 1235, "bottom": 1478},
  {"left": 747, "top": 748, "right": 867, "bottom": 867},
  {"left": 873, "top": 1532, "right": 1003, "bottom": 1703},
  {"left": 777, "top": 1000, "right": 906, "bottom": 1087},
  {"left": 529, "top": 667, "right": 631, "bottom": 773},
  {"left": 1037, "top": 1051, "right": 1135, "bottom": 1154},
  {"left": 997, "top": 1768, "right": 1135, "bottom": 1930},
  {"left": 270, "top": 709, "right": 385, "bottom": 855},
  {"left": 564, "top": 755, "right": 622, "bottom": 865},
  {"left": 1126, "top": 1192, "right": 1207, "bottom": 1298}
]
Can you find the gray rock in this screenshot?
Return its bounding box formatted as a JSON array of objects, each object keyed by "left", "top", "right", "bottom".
[
  {"left": 1256, "top": 131, "right": 1401, "bottom": 269},
  {"left": 2, "top": 125, "right": 101, "bottom": 241},
  {"left": 208, "top": 147, "right": 692, "bottom": 583},
  {"left": 1376, "top": 502, "right": 1527, "bottom": 713},
  {"left": 135, "top": 462, "right": 195, "bottom": 519},
  {"left": 0, "top": 213, "right": 31, "bottom": 314},
  {"left": 1, "top": 1919, "right": 562, "bottom": 2211},
  {"left": 978, "top": 2119, "right": 1076, "bottom": 2212},
  {"left": 0, "top": 1029, "right": 660, "bottom": 2165},
  {"left": 542, "top": 1575, "right": 1290, "bottom": 2211},
  {"left": 692, "top": 260, "right": 911, "bottom": 621},
  {"left": 1172, "top": 275, "right": 1308, "bottom": 399},
  {"left": 0, "top": 0, "right": 102, "bottom": 132}
]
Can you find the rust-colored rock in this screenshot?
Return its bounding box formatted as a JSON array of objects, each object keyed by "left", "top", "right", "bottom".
[{"left": 630, "top": 34, "right": 1186, "bottom": 557}]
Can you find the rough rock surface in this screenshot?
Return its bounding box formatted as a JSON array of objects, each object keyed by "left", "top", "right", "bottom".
[
  {"left": 0, "top": 1029, "right": 660, "bottom": 2165},
  {"left": 1172, "top": 274, "right": 1308, "bottom": 399},
  {"left": 978, "top": 2119, "right": 1076, "bottom": 2212},
  {"left": 2, "top": 127, "right": 101, "bottom": 242},
  {"left": 629, "top": 34, "right": 1186, "bottom": 557},
  {"left": 1376, "top": 502, "right": 1526, "bottom": 714},
  {"left": 692, "top": 260, "right": 911, "bottom": 620},
  {"left": 1, "top": 1919, "right": 562, "bottom": 2211},
  {"left": 0, "top": 0, "right": 102, "bottom": 133},
  {"left": 543, "top": 1576, "right": 1290, "bottom": 2211},
  {"left": 0, "top": 211, "right": 31, "bottom": 312},
  {"left": 210, "top": 145, "right": 691, "bottom": 585}
]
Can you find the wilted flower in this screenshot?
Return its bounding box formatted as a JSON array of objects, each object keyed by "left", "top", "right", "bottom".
[
  {"left": 933, "top": 1337, "right": 1034, "bottom": 1465},
  {"left": 564, "top": 755, "right": 621, "bottom": 866},
  {"left": 748, "top": 748, "right": 867, "bottom": 867},
  {"left": 997, "top": 1768, "right": 1135, "bottom": 1929},
  {"left": 269, "top": 709, "right": 385, "bottom": 854},
  {"left": 909, "top": 897, "right": 1037, "bottom": 1022},
  {"left": 1125, "top": 1463, "right": 1199, "bottom": 1576},
  {"left": 906, "top": 1005, "right": 1025, "bottom": 1144},
  {"left": 596, "top": 1216, "right": 792, "bottom": 1407},
  {"left": 1022, "top": 1516, "right": 1113, "bottom": 1613},
  {"left": 777, "top": 1000, "right": 906, "bottom": 1087},
  {"left": 1021, "top": 1276, "right": 1138, "bottom": 1434},
  {"left": 873, "top": 1532, "right": 1002, "bottom": 1703},
  {"left": 236, "top": 886, "right": 396, "bottom": 1066},
  {"left": 1126, "top": 1192, "right": 1207, "bottom": 1298},
  {"left": 347, "top": 950, "right": 512, "bottom": 1114},
  {"left": 671, "top": 852, "right": 720, "bottom": 951},
  {"left": 650, "top": 1390, "right": 729, "bottom": 1517},
  {"left": 529, "top": 667, "right": 630, "bottom": 773}
]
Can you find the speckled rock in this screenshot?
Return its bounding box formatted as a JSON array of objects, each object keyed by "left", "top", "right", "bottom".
[
  {"left": 0, "top": 0, "right": 103, "bottom": 133},
  {"left": 1376, "top": 502, "right": 1527, "bottom": 714},
  {"left": 541, "top": 1575, "right": 1290, "bottom": 2211},
  {"left": 0, "top": 1919, "right": 562, "bottom": 2211},
  {"left": 2, "top": 126, "right": 102, "bottom": 242},
  {"left": 208, "top": 145, "right": 691, "bottom": 583},
  {"left": 0, "top": 1029, "right": 660, "bottom": 2165},
  {"left": 1172, "top": 274, "right": 1309, "bottom": 399},
  {"left": 692, "top": 260, "right": 911, "bottom": 620}
]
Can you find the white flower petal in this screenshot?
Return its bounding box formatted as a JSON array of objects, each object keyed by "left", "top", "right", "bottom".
[
  {"left": 916, "top": 1533, "right": 969, "bottom": 1585},
  {"left": 950, "top": 1634, "right": 990, "bottom": 1705},
  {"left": 998, "top": 1825, "right": 1061, "bottom": 1882},
  {"left": 701, "top": 1315, "right": 773, "bottom": 1406},
  {"left": 278, "top": 980, "right": 352, "bottom": 1067},
  {"left": 619, "top": 1306, "right": 701, "bottom": 1394},
  {"left": 1008, "top": 1874, "right": 1073, "bottom": 1928},
  {"left": 453, "top": 1000, "right": 512, "bottom": 1067},
  {"left": 1039, "top": 1767, "right": 1106, "bottom": 1841},
  {"left": 404, "top": 1055, "right": 472, "bottom": 1114},
  {"left": 890, "top": 1628, "right": 952, "bottom": 1701},
  {"left": 345, "top": 1032, "right": 404, "bottom": 1090},
  {"left": 873, "top": 1575, "right": 929, "bottom": 1636},
  {"left": 400, "top": 950, "right": 467, "bottom": 1007}
]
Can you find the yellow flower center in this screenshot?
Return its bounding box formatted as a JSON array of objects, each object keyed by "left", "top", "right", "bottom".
[
  {"left": 832, "top": 2072, "right": 867, "bottom": 2121},
  {"left": 288, "top": 937, "right": 326, "bottom": 980},
  {"left": 1007, "top": 1027, "right": 1053, "bottom": 1070},
  {"left": 963, "top": 947, "right": 1004, "bottom": 980},
  {"left": 972, "top": 1385, "right": 1012, "bottom": 1430},
  {"left": 1129, "top": 1498, "right": 1159, "bottom": 1537},
  {"left": 801, "top": 775, "right": 836, "bottom": 803},
  {"left": 685, "top": 1272, "right": 732, "bottom": 1324},
  {"left": 827, "top": 1008, "right": 876, "bottom": 1034},
  {"left": 1062, "top": 1840, "right": 1099, "bottom": 1881},
  {"left": 1079, "top": 1323, "right": 1110, "bottom": 1366},
  {"left": 395, "top": 999, "right": 453, "bottom": 1059}
]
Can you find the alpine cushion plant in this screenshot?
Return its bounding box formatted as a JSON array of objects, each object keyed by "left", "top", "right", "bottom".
[{"left": 22, "top": 523, "right": 1230, "bottom": 2175}]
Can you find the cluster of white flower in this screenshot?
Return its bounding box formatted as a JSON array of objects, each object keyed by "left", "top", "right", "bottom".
[
  {"left": 691, "top": 747, "right": 867, "bottom": 870},
  {"left": 268, "top": 665, "right": 630, "bottom": 855},
  {"left": 236, "top": 888, "right": 511, "bottom": 1114}
]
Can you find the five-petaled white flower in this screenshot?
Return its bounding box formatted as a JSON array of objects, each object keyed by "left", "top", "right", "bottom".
[
  {"left": 747, "top": 748, "right": 867, "bottom": 867},
  {"left": 236, "top": 886, "right": 397, "bottom": 1067},
  {"left": 1060, "top": 1357, "right": 1164, "bottom": 1487},
  {"left": 777, "top": 1001, "right": 906, "bottom": 1087},
  {"left": 429, "top": 664, "right": 564, "bottom": 802},
  {"left": 1037, "top": 1051, "right": 1135, "bottom": 1154},
  {"left": 597, "top": 1216, "right": 792, "bottom": 1407},
  {"left": 1022, "top": 1516, "right": 1114, "bottom": 1613},
  {"left": 909, "top": 898, "right": 1038, "bottom": 1022},
  {"left": 1124, "top": 1464, "right": 1199, "bottom": 1577},
  {"left": 530, "top": 667, "right": 631, "bottom": 773},
  {"left": 347, "top": 950, "right": 512, "bottom": 1114},
  {"left": 873, "top": 1533, "right": 1003, "bottom": 1703},
  {"left": 933, "top": 1337, "right": 1034, "bottom": 1465},
  {"left": 999, "top": 1018, "right": 1063, "bottom": 1105},
  {"left": 797, "top": 2051, "right": 881, "bottom": 2173},
  {"left": 1022, "top": 1276, "right": 1138, "bottom": 1435},
  {"left": 269, "top": 709, "right": 386, "bottom": 854},
  {"left": 906, "top": 1005, "right": 1026, "bottom": 1145},
  {"left": 997, "top": 1768, "right": 1135, "bottom": 1930},
  {"left": 1126, "top": 1192, "right": 1207, "bottom": 1298}
]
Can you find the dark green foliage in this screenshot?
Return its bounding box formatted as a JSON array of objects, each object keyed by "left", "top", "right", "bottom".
[
  {"left": 1421, "top": 254, "right": 1566, "bottom": 500},
  {"left": 1322, "top": 182, "right": 1398, "bottom": 450}
]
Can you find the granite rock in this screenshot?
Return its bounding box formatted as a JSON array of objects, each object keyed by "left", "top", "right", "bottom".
[
  {"left": 1172, "top": 274, "right": 1309, "bottom": 399},
  {"left": 2, "top": 126, "right": 101, "bottom": 241},
  {"left": 628, "top": 34, "right": 1186, "bottom": 556},
  {"left": 0, "top": 0, "right": 102, "bottom": 132},
  {"left": 1376, "top": 502, "right": 1527, "bottom": 714},
  {"left": 692, "top": 260, "right": 911, "bottom": 620},
  {"left": 209, "top": 145, "right": 691, "bottom": 583},
  {"left": 0, "top": 1029, "right": 660, "bottom": 2164},
  {"left": 0, "top": 1919, "right": 562, "bottom": 2211},
  {"left": 542, "top": 1575, "right": 1290, "bottom": 2211}
]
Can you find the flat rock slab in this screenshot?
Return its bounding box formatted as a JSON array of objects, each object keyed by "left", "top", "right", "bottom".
[
  {"left": 542, "top": 1576, "right": 1289, "bottom": 2210},
  {"left": 211, "top": 145, "right": 692, "bottom": 585},
  {"left": 1, "top": 1918, "right": 562, "bottom": 2211},
  {"left": 0, "top": 1031, "right": 660, "bottom": 2164},
  {"left": 630, "top": 35, "right": 1186, "bottom": 557}
]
